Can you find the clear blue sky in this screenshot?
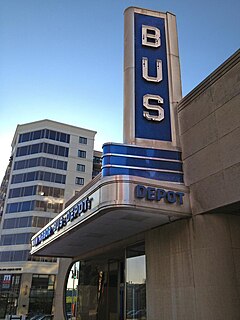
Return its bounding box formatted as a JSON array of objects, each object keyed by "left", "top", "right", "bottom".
[{"left": 0, "top": 0, "right": 239, "bottom": 181}]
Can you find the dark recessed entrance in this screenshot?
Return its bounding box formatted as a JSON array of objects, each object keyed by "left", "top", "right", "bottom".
[{"left": 65, "top": 243, "right": 146, "bottom": 320}]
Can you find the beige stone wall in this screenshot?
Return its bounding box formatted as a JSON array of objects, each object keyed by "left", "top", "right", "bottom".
[
  {"left": 178, "top": 50, "right": 240, "bottom": 215},
  {"left": 146, "top": 214, "right": 240, "bottom": 320},
  {"left": 18, "top": 273, "right": 32, "bottom": 316},
  {"left": 53, "top": 258, "right": 73, "bottom": 320}
]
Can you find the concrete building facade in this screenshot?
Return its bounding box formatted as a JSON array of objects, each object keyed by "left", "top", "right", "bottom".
[{"left": 0, "top": 119, "right": 98, "bottom": 318}]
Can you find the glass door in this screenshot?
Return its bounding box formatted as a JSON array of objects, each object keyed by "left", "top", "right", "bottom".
[
  {"left": 75, "top": 259, "right": 122, "bottom": 320},
  {"left": 126, "top": 243, "right": 146, "bottom": 320}
]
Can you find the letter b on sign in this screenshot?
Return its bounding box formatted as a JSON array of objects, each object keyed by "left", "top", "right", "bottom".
[{"left": 142, "top": 25, "right": 161, "bottom": 47}]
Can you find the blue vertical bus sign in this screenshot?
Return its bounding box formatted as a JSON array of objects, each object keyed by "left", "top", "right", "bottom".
[{"left": 134, "top": 13, "right": 171, "bottom": 142}]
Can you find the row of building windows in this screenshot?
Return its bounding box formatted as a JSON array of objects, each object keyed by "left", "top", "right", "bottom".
[
  {"left": 6, "top": 200, "right": 63, "bottom": 214},
  {"left": 0, "top": 250, "right": 29, "bottom": 262},
  {"left": 14, "top": 157, "right": 67, "bottom": 171},
  {"left": 16, "top": 142, "right": 69, "bottom": 158},
  {"left": 0, "top": 233, "right": 33, "bottom": 246},
  {"left": 9, "top": 185, "right": 65, "bottom": 199},
  {"left": 11, "top": 171, "right": 66, "bottom": 184},
  {"left": 18, "top": 129, "right": 70, "bottom": 144},
  {"left": 0, "top": 250, "right": 57, "bottom": 262},
  {"left": 29, "top": 256, "right": 57, "bottom": 263},
  {"left": 3, "top": 216, "right": 51, "bottom": 229}
]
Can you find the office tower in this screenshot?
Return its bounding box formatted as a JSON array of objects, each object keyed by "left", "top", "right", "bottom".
[{"left": 0, "top": 119, "right": 98, "bottom": 318}]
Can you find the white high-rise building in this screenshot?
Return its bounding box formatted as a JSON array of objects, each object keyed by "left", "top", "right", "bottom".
[{"left": 0, "top": 119, "right": 98, "bottom": 318}]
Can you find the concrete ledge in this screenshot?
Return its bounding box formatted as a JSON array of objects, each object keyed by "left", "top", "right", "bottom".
[{"left": 178, "top": 49, "right": 240, "bottom": 112}]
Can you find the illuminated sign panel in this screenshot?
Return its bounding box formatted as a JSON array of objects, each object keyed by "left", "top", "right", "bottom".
[{"left": 135, "top": 13, "right": 171, "bottom": 141}]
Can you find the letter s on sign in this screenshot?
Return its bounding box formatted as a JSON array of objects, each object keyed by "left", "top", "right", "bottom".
[{"left": 143, "top": 94, "right": 164, "bottom": 122}]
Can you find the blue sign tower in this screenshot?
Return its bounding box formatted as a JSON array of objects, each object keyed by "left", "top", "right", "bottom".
[{"left": 102, "top": 7, "right": 183, "bottom": 184}]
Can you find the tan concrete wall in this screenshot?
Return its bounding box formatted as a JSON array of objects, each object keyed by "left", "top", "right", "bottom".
[
  {"left": 17, "top": 273, "right": 32, "bottom": 316},
  {"left": 53, "top": 258, "right": 72, "bottom": 320},
  {"left": 146, "top": 214, "right": 240, "bottom": 320},
  {"left": 178, "top": 50, "right": 240, "bottom": 215}
]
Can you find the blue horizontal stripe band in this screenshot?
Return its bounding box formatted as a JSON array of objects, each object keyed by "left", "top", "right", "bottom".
[
  {"left": 103, "top": 153, "right": 182, "bottom": 163},
  {"left": 103, "top": 143, "right": 182, "bottom": 161},
  {"left": 102, "top": 155, "right": 183, "bottom": 172},
  {"left": 102, "top": 164, "right": 183, "bottom": 174},
  {"left": 102, "top": 167, "right": 184, "bottom": 183}
]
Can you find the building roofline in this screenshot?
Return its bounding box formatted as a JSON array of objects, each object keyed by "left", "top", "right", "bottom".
[
  {"left": 11, "top": 119, "right": 97, "bottom": 148},
  {"left": 124, "top": 6, "right": 175, "bottom": 17},
  {"left": 178, "top": 49, "right": 240, "bottom": 112}
]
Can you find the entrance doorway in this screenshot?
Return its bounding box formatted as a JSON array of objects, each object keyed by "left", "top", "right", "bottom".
[
  {"left": 75, "top": 259, "right": 124, "bottom": 320},
  {"left": 65, "top": 243, "right": 146, "bottom": 320}
]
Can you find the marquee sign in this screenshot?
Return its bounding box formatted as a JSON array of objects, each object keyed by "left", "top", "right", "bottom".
[
  {"left": 124, "top": 7, "right": 182, "bottom": 149},
  {"left": 32, "top": 196, "right": 93, "bottom": 247}
]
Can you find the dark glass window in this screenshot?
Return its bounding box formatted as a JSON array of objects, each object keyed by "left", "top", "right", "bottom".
[
  {"left": 32, "top": 130, "right": 42, "bottom": 140},
  {"left": 47, "top": 144, "right": 54, "bottom": 154},
  {"left": 126, "top": 243, "right": 146, "bottom": 320},
  {"left": 76, "top": 177, "right": 84, "bottom": 185},
  {"left": 9, "top": 188, "right": 21, "bottom": 198},
  {"left": 13, "top": 250, "right": 29, "bottom": 261},
  {"left": 6, "top": 203, "right": 18, "bottom": 213},
  {"left": 79, "top": 136, "right": 87, "bottom": 144},
  {"left": 16, "top": 143, "right": 69, "bottom": 158},
  {"left": 18, "top": 129, "right": 70, "bottom": 144},
  {"left": 37, "top": 185, "right": 64, "bottom": 198},
  {"left": 19, "top": 132, "right": 30, "bottom": 142},
  {"left": 26, "top": 172, "right": 36, "bottom": 181},
  {"left": 29, "top": 274, "right": 56, "bottom": 315},
  {"left": 0, "top": 233, "right": 33, "bottom": 246},
  {"left": 31, "top": 144, "right": 40, "bottom": 154},
  {"left": 60, "top": 132, "right": 69, "bottom": 143},
  {"left": 14, "top": 160, "right": 25, "bottom": 170},
  {"left": 0, "top": 251, "right": 11, "bottom": 262},
  {"left": 0, "top": 250, "right": 29, "bottom": 262},
  {"left": 45, "top": 158, "right": 53, "bottom": 167},
  {"left": 9, "top": 186, "right": 37, "bottom": 198},
  {"left": 49, "top": 130, "right": 56, "bottom": 141},
  {"left": 19, "top": 217, "right": 31, "bottom": 228},
  {"left": 93, "top": 156, "right": 102, "bottom": 164},
  {"left": 3, "top": 218, "right": 16, "bottom": 229},
  {"left": 24, "top": 186, "right": 36, "bottom": 196},
  {"left": 44, "top": 172, "right": 51, "bottom": 182},
  {"left": 21, "top": 201, "right": 33, "bottom": 212},
  {"left": 77, "top": 164, "right": 85, "bottom": 172},
  {"left": 3, "top": 217, "right": 32, "bottom": 229},
  {"left": 0, "top": 235, "right": 12, "bottom": 245},
  {"left": 45, "top": 129, "right": 50, "bottom": 139},
  {"left": 32, "top": 216, "right": 51, "bottom": 228},
  {"left": 11, "top": 171, "right": 66, "bottom": 185},
  {"left": 16, "top": 145, "right": 28, "bottom": 156},
  {"left": 34, "top": 200, "right": 63, "bottom": 213},
  {"left": 78, "top": 150, "right": 86, "bottom": 158},
  {"left": 29, "top": 158, "right": 38, "bottom": 167},
  {"left": 0, "top": 274, "right": 21, "bottom": 317},
  {"left": 6, "top": 201, "right": 34, "bottom": 214},
  {"left": 55, "top": 174, "right": 62, "bottom": 184}
]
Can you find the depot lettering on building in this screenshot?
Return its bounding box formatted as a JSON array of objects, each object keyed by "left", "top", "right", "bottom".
[
  {"left": 32, "top": 197, "right": 93, "bottom": 247},
  {"left": 135, "top": 184, "right": 184, "bottom": 205}
]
